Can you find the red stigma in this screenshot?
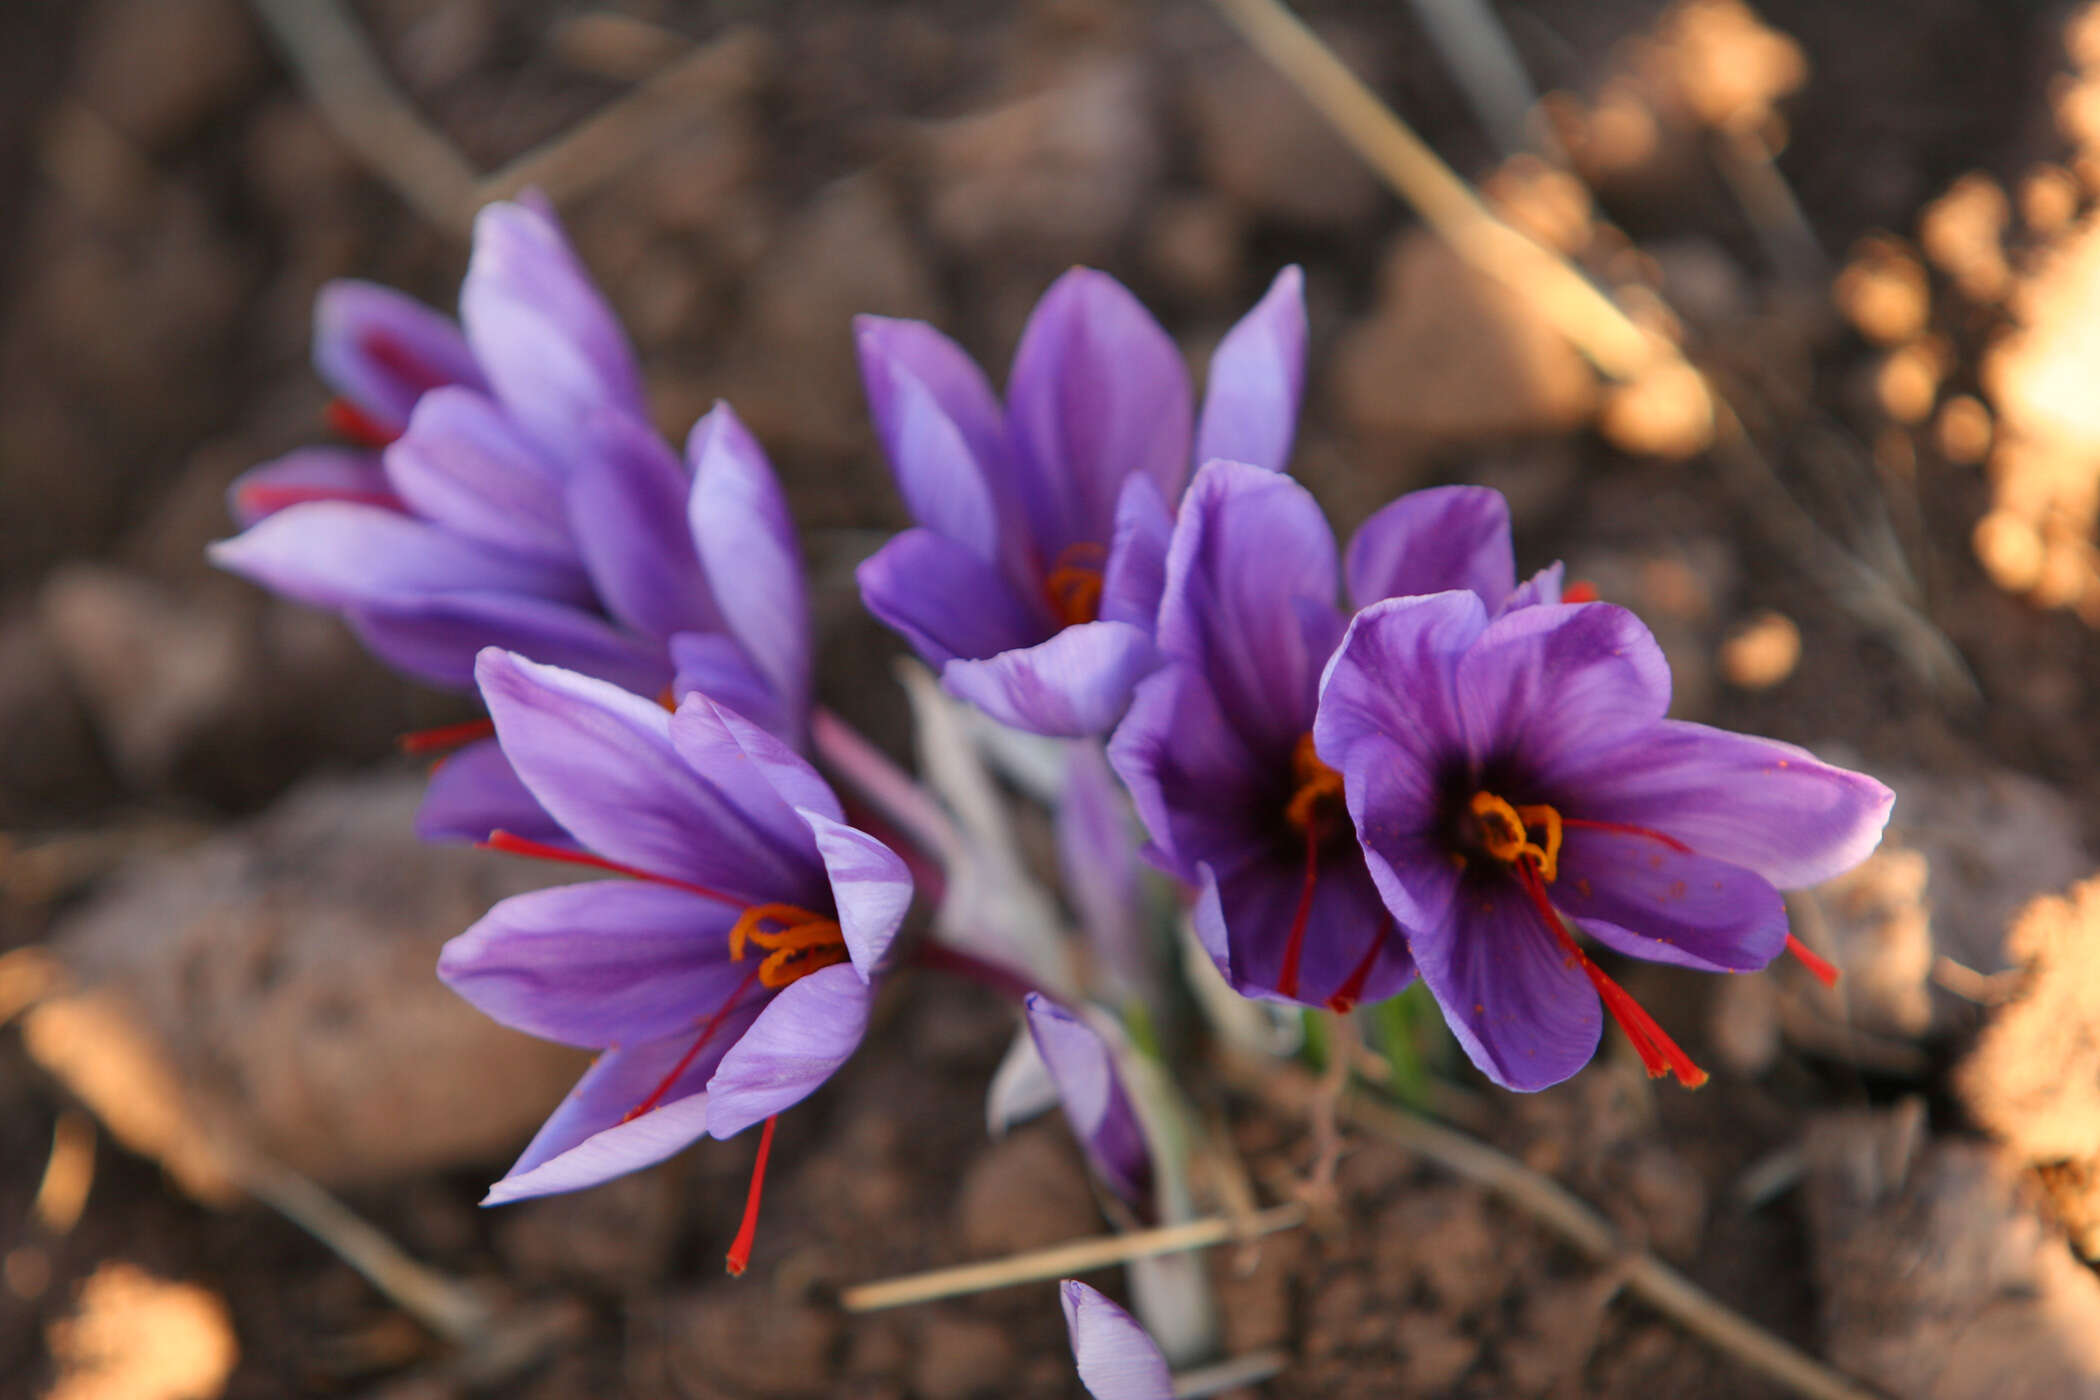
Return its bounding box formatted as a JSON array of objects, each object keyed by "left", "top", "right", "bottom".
[
  {"left": 1786, "top": 933, "right": 1840, "bottom": 987},
  {"left": 479, "top": 830, "right": 742, "bottom": 906},
  {"left": 1277, "top": 825, "right": 1319, "bottom": 1001},
  {"left": 725, "top": 1115, "right": 779, "bottom": 1277},
  {"left": 623, "top": 963, "right": 766, "bottom": 1124},
  {"left": 360, "top": 330, "right": 455, "bottom": 397},
  {"left": 1562, "top": 580, "right": 1600, "bottom": 604},
  {"left": 1326, "top": 912, "right": 1393, "bottom": 1014},
  {"left": 398, "top": 717, "right": 497, "bottom": 755},
  {"left": 237, "top": 483, "right": 403, "bottom": 518},
  {"left": 325, "top": 397, "right": 400, "bottom": 448}
]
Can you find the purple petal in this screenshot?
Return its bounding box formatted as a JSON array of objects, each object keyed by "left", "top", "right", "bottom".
[
  {"left": 942, "top": 619, "right": 1159, "bottom": 738},
  {"left": 1061, "top": 1281, "right": 1175, "bottom": 1400},
  {"left": 1454, "top": 604, "right": 1673, "bottom": 789},
  {"left": 1554, "top": 828, "right": 1787, "bottom": 972},
  {"left": 706, "top": 964, "right": 872, "bottom": 1138},
  {"left": 1344, "top": 485, "right": 1515, "bottom": 613},
  {"left": 345, "top": 592, "right": 669, "bottom": 693},
  {"left": 313, "top": 280, "right": 484, "bottom": 435},
  {"left": 804, "top": 810, "right": 913, "bottom": 977},
  {"left": 1006, "top": 268, "right": 1193, "bottom": 559},
  {"left": 669, "top": 631, "right": 792, "bottom": 741},
  {"left": 209, "top": 501, "right": 589, "bottom": 613},
  {"left": 1503, "top": 561, "right": 1565, "bottom": 612},
  {"left": 1024, "top": 995, "right": 1151, "bottom": 1208},
  {"left": 476, "top": 650, "right": 815, "bottom": 900},
  {"left": 1194, "top": 265, "right": 1307, "bottom": 472},
  {"left": 1412, "top": 882, "right": 1601, "bottom": 1092},
  {"left": 855, "top": 315, "right": 1011, "bottom": 561},
  {"left": 438, "top": 882, "right": 742, "bottom": 1046},
  {"left": 858, "top": 527, "right": 1048, "bottom": 669},
  {"left": 1057, "top": 744, "right": 1148, "bottom": 997},
  {"left": 1205, "top": 847, "right": 1413, "bottom": 1008},
  {"left": 484, "top": 1027, "right": 753, "bottom": 1205},
  {"left": 414, "top": 736, "right": 566, "bottom": 844},
  {"left": 1156, "top": 460, "right": 1339, "bottom": 753},
  {"left": 228, "top": 447, "right": 398, "bottom": 527},
  {"left": 383, "top": 388, "right": 578, "bottom": 566},
  {"left": 566, "top": 412, "right": 716, "bottom": 642},
  {"left": 687, "top": 403, "right": 810, "bottom": 732},
  {"left": 459, "top": 201, "right": 646, "bottom": 461},
  {"left": 1110, "top": 663, "right": 1273, "bottom": 884},
  {"left": 1098, "top": 474, "right": 1173, "bottom": 630},
  {"left": 1558, "top": 721, "right": 1895, "bottom": 889}
]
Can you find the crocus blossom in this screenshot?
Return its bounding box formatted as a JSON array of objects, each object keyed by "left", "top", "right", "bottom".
[
  {"left": 1111, "top": 462, "right": 1552, "bottom": 1010},
  {"left": 1024, "top": 994, "right": 1153, "bottom": 1211},
  {"left": 855, "top": 266, "right": 1307, "bottom": 737},
  {"left": 435, "top": 650, "right": 911, "bottom": 1211},
  {"left": 1061, "top": 1281, "right": 1174, "bottom": 1400},
  {"left": 1314, "top": 592, "right": 1894, "bottom": 1091}
]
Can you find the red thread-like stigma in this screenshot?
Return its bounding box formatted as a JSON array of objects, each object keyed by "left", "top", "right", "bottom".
[
  {"left": 324, "top": 397, "right": 400, "bottom": 448},
  {"left": 725, "top": 1114, "right": 779, "bottom": 1276},
  {"left": 398, "top": 717, "right": 498, "bottom": 755},
  {"left": 480, "top": 830, "right": 742, "bottom": 906},
  {"left": 1786, "top": 933, "right": 1840, "bottom": 987}
]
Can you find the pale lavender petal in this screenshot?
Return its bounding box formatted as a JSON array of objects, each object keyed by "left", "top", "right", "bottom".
[
  {"left": 476, "top": 650, "right": 811, "bottom": 898},
  {"left": 1006, "top": 268, "right": 1193, "bottom": 559},
  {"left": 668, "top": 631, "right": 792, "bottom": 741},
  {"left": 437, "top": 883, "right": 742, "bottom": 1046},
  {"left": 1156, "top": 460, "right": 1338, "bottom": 752},
  {"left": 566, "top": 412, "right": 716, "bottom": 642},
  {"left": 706, "top": 964, "right": 872, "bottom": 1138},
  {"left": 858, "top": 528, "right": 1047, "bottom": 669},
  {"left": 1454, "top": 604, "right": 1672, "bottom": 788},
  {"left": 803, "top": 810, "right": 912, "bottom": 977},
  {"left": 855, "top": 315, "right": 1010, "bottom": 561},
  {"left": 1194, "top": 265, "right": 1306, "bottom": 472},
  {"left": 459, "top": 201, "right": 646, "bottom": 461},
  {"left": 313, "top": 280, "right": 484, "bottom": 434},
  {"left": 346, "top": 593, "right": 669, "bottom": 693},
  {"left": 1344, "top": 485, "right": 1515, "bottom": 613},
  {"left": 228, "top": 447, "right": 398, "bottom": 527},
  {"left": 1558, "top": 721, "right": 1895, "bottom": 889},
  {"left": 414, "top": 736, "right": 566, "bottom": 844},
  {"left": 209, "top": 501, "right": 589, "bottom": 613},
  {"left": 1061, "top": 1281, "right": 1175, "bottom": 1400},
  {"left": 1057, "top": 744, "right": 1147, "bottom": 997},
  {"left": 1503, "top": 561, "right": 1565, "bottom": 612},
  {"left": 1098, "top": 474, "right": 1173, "bottom": 630},
  {"left": 942, "top": 619, "right": 1159, "bottom": 738},
  {"left": 1555, "top": 828, "right": 1787, "bottom": 972},
  {"left": 383, "top": 387, "right": 578, "bottom": 566},
  {"left": 1024, "top": 995, "right": 1151, "bottom": 1207},
  {"left": 669, "top": 693, "right": 839, "bottom": 845},
  {"left": 687, "top": 402, "right": 810, "bottom": 729},
  {"left": 1109, "top": 663, "right": 1270, "bottom": 883},
  {"left": 1412, "top": 883, "right": 1601, "bottom": 1092}
]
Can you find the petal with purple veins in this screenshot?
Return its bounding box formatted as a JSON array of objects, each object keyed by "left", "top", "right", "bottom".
[
  {"left": 566, "top": 412, "right": 717, "bottom": 642},
  {"left": 706, "top": 963, "right": 873, "bottom": 1138},
  {"left": 1454, "top": 603, "right": 1672, "bottom": 787},
  {"left": 414, "top": 736, "right": 566, "bottom": 844},
  {"left": 1194, "top": 265, "right": 1306, "bottom": 472},
  {"left": 1412, "top": 882, "right": 1601, "bottom": 1092},
  {"left": 858, "top": 527, "right": 1048, "bottom": 670},
  {"left": 942, "top": 619, "right": 1159, "bottom": 738},
  {"left": 855, "top": 315, "right": 1011, "bottom": 561},
  {"left": 346, "top": 592, "right": 668, "bottom": 693},
  {"left": 687, "top": 403, "right": 810, "bottom": 730},
  {"left": 384, "top": 387, "right": 577, "bottom": 565},
  {"left": 1098, "top": 474, "right": 1173, "bottom": 631},
  {"left": 1344, "top": 484, "right": 1515, "bottom": 613},
  {"left": 803, "top": 810, "right": 913, "bottom": 977},
  {"left": 1024, "top": 995, "right": 1152, "bottom": 1208},
  {"left": 1554, "top": 827, "right": 1787, "bottom": 972},
  {"left": 1060, "top": 1281, "right": 1175, "bottom": 1400}
]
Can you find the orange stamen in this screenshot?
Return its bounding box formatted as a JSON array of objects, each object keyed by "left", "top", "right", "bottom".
[
  {"left": 1786, "top": 933, "right": 1840, "bottom": 987},
  {"left": 398, "top": 717, "right": 497, "bottom": 754},
  {"left": 728, "top": 902, "right": 850, "bottom": 989},
  {"left": 724, "top": 1114, "right": 779, "bottom": 1276},
  {"left": 1284, "top": 733, "right": 1346, "bottom": 835},
  {"left": 1326, "top": 912, "right": 1393, "bottom": 1013},
  {"left": 1471, "top": 791, "right": 1562, "bottom": 881},
  {"left": 1043, "top": 541, "right": 1108, "bottom": 627},
  {"left": 480, "top": 829, "right": 741, "bottom": 906},
  {"left": 622, "top": 962, "right": 767, "bottom": 1124}
]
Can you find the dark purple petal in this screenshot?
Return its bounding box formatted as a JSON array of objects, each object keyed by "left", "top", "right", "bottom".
[
  {"left": 383, "top": 387, "right": 579, "bottom": 566},
  {"left": 476, "top": 650, "right": 812, "bottom": 900},
  {"left": 414, "top": 736, "right": 567, "bottom": 844},
  {"left": 438, "top": 883, "right": 743, "bottom": 1046},
  {"left": 1194, "top": 265, "right": 1306, "bottom": 472},
  {"left": 1061, "top": 1281, "right": 1174, "bottom": 1400},
  {"left": 706, "top": 964, "right": 872, "bottom": 1138},
  {"left": 1157, "top": 460, "right": 1339, "bottom": 752},
  {"left": 668, "top": 631, "right": 792, "bottom": 741},
  {"left": 1554, "top": 828, "right": 1787, "bottom": 972},
  {"left": 1207, "top": 845, "right": 1412, "bottom": 1008},
  {"left": 1024, "top": 995, "right": 1151, "bottom": 1208},
  {"left": 566, "top": 412, "right": 717, "bottom": 641},
  {"left": 1098, "top": 475, "right": 1173, "bottom": 630},
  {"left": 313, "top": 280, "right": 484, "bottom": 434},
  {"left": 1344, "top": 485, "right": 1515, "bottom": 613},
  {"left": 345, "top": 592, "right": 669, "bottom": 693},
  {"left": 1411, "top": 883, "right": 1601, "bottom": 1092},
  {"left": 855, "top": 315, "right": 1011, "bottom": 561},
  {"left": 228, "top": 447, "right": 398, "bottom": 527},
  {"left": 804, "top": 810, "right": 912, "bottom": 977},
  {"left": 687, "top": 403, "right": 810, "bottom": 732},
  {"left": 209, "top": 501, "right": 589, "bottom": 614},
  {"left": 942, "top": 619, "right": 1158, "bottom": 738},
  {"left": 459, "top": 201, "right": 646, "bottom": 462},
  {"left": 1454, "top": 603, "right": 1672, "bottom": 788},
  {"left": 1005, "top": 268, "right": 1193, "bottom": 559},
  {"left": 483, "top": 1025, "right": 754, "bottom": 1205},
  {"left": 1110, "top": 663, "right": 1273, "bottom": 884},
  {"left": 858, "top": 528, "right": 1047, "bottom": 669},
  {"left": 1561, "top": 721, "right": 1894, "bottom": 888}
]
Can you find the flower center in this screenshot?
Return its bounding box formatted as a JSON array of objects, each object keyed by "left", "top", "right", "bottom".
[
  {"left": 1043, "top": 541, "right": 1107, "bottom": 627},
  {"left": 1284, "top": 733, "right": 1347, "bottom": 838},
  {"left": 1468, "top": 790, "right": 1563, "bottom": 882},
  {"left": 1277, "top": 734, "right": 1366, "bottom": 1003},
  {"left": 729, "top": 903, "right": 850, "bottom": 989}
]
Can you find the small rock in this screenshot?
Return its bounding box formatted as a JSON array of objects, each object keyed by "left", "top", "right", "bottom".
[{"left": 910, "top": 1314, "right": 1014, "bottom": 1400}]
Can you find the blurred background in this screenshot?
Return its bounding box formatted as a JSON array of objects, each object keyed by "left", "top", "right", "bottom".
[{"left": 4, "top": 0, "right": 2100, "bottom": 1396}]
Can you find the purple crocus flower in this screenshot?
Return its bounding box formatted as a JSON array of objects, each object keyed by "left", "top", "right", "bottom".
[
  {"left": 1110, "top": 462, "right": 1552, "bottom": 1011},
  {"left": 434, "top": 649, "right": 910, "bottom": 1231},
  {"left": 1061, "top": 1281, "right": 1174, "bottom": 1400},
  {"left": 1024, "top": 994, "right": 1153, "bottom": 1212},
  {"left": 1313, "top": 592, "right": 1894, "bottom": 1090},
  {"left": 855, "top": 266, "right": 1307, "bottom": 737}
]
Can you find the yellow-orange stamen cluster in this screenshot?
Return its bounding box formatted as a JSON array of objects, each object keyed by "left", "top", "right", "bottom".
[
  {"left": 1284, "top": 733, "right": 1346, "bottom": 834},
  {"left": 730, "top": 903, "right": 850, "bottom": 988},
  {"left": 1043, "top": 541, "right": 1108, "bottom": 627},
  {"left": 1469, "top": 791, "right": 1563, "bottom": 882}
]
